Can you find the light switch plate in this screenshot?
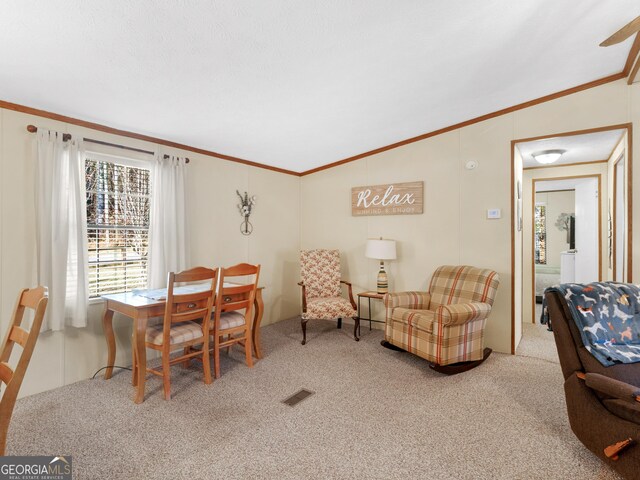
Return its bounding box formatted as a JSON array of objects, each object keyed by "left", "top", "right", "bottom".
[{"left": 487, "top": 209, "right": 501, "bottom": 219}]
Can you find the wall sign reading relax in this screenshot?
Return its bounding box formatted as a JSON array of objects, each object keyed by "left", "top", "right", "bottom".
[{"left": 351, "top": 181, "right": 423, "bottom": 216}]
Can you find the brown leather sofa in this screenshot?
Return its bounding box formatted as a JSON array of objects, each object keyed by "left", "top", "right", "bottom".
[{"left": 545, "top": 291, "right": 640, "bottom": 479}]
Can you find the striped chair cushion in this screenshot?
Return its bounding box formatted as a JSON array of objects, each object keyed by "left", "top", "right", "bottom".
[
  {"left": 387, "top": 316, "right": 487, "bottom": 364},
  {"left": 302, "top": 296, "right": 357, "bottom": 320},
  {"left": 429, "top": 265, "right": 499, "bottom": 307},
  {"left": 146, "top": 321, "right": 203, "bottom": 346},
  {"left": 384, "top": 292, "right": 431, "bottom": 326},
  {"left": 210, "top": 311, "right": 246, "bottom": 330},
  {"left": 390, "top": 308, "right": 435, "bottom": 333}
]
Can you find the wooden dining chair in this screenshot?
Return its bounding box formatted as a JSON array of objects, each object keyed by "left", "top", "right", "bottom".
[
  {"left": 210, "top": 263, "right": 260, "bottom": 379},
  {"left": 142, "top": 267, "right": 217, "bottom": 400},
  {"left": 0, "top": 286, "right": 48, "bottom": 455}
]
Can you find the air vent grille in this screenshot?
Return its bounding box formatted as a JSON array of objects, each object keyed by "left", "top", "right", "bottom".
[{"left": 282, "top": 388, "right": 314, "bottom": 406}]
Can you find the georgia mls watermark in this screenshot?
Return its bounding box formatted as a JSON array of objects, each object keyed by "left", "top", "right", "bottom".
[{"left": 0, "top": 456, "right": 72, "bottom": 480}]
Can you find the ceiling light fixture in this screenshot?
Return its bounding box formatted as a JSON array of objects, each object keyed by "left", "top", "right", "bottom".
[{"left": 532, "top": 149, "right": 566, "bottom": 165}]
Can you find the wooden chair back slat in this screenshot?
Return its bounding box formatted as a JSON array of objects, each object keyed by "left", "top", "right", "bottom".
[
  {"left": 19, "top": 286, "right": 47, "bottom": 309},
  {"left": 0, "top": 362, "right": 14, "bottom": 386},
  {"left": 223, "top": 263, "right": 260, "bottom": 277},
  {"left": 173, "top": 266, "right": 219, "bottom": 283},
  {"left": 0, "top": 286, "right": 48, "bottom": 455},
  {"left": 221, "top": 300, "right": 251, "bottom": 312},
  {"left": 221, "top": 284, "right": 254, "bottom": 296},
  {"left": 8, "top": 327, "right": 29, "bottom": 348},
  {"left": 0, "top": 293, "right": 25, "bottom": 365},
  {"left": 171, "top": 308, "right": 211, "bottom": 324}
]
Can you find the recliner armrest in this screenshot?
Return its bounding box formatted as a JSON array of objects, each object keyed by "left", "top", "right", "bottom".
[
  {"left": 383, "top": 291, "right": 431, "bottom": 309},
  {"left": 584, "top": 372, "right": 640, "bottom": 404},
  {"left": 435, "top": 302, "right": 492, "bottom": 326}
]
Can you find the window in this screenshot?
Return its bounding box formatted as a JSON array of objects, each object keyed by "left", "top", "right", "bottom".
[
  {"left": 86, "top": 155, "right": 151, "bottom": 297},
  {"left": 534, "top": 204, "right": 546, "bottom": 265}
]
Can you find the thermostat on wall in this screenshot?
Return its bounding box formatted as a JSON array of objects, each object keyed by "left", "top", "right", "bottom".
[{"left": 487, "top": 209, "right": 501, "bottom": 219}]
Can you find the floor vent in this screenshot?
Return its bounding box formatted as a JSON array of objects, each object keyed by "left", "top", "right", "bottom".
[{"left": 282, "top": 388, "right": 314, "bottom": 407}]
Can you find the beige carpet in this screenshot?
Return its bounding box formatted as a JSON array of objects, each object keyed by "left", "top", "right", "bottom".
[
  {"left": 517, "top": 320, "right": 560, "bottom": 364},
  {"left": 7, "top": 318, "right": 621, "bottom": 480}
]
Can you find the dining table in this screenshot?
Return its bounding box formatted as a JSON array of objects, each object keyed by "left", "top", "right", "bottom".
[{"left": 101, "top": 284, "right": 264, "bottom": 403}]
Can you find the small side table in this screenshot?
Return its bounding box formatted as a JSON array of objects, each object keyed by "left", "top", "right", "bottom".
[{"left": 357, "top": 291, "right": 386, "bottom": 334}]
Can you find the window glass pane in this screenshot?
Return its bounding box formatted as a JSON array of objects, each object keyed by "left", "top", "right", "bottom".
[{"left": 86, "top": 157, "right": 150, "bottom": 297}]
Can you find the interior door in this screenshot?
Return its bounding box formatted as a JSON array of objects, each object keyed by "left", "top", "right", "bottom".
[{"left": 574, "top": 177, "right": 599, "bottom": 282}]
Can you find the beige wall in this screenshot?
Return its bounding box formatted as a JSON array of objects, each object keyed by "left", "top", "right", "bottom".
[
  {"left": 0, "top": 107, "right": 301, "bottom": 397},
  {"left": 301, "top": 79, "right": 639, "bottom": 354}
]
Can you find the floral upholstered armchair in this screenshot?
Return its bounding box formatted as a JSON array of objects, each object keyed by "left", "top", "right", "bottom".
[
  {"left": 382, "top": 265, "right": 499, "bottom": 374},
  {"left": 298, "top": 249, "right": 359, "bottom": 345}
]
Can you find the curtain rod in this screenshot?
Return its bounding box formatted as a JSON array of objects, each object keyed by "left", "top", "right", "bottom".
[{"left": 26, "top": 125, "right": 190, "bottom": 163}]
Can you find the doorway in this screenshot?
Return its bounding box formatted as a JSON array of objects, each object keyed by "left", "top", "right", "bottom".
[
  {"left": 510, "top": 124, "right": 632, "bottom": 356},
  {"left": 531, "top": 175, "right": 601, "bottom": 325}
]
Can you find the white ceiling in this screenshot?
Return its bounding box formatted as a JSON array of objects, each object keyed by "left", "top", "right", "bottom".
[
  {"left": 0, "top": 1, "right": 637, "bottom": 173},
  {"left": 517, "top": 129, "right": 625, "bottom": 168}
]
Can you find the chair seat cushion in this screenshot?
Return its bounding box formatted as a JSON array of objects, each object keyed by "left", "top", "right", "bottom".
[
  {"left": 303, "top": 296, "right": 356, "bottom": 320},
  {"left": 391, "top": 308, "right": 435, "bottom": 333},
  {"left": 146, "top": 321, "right": 203, "bottom": 346},
  {"left": 210, "top": 311, "right": 246, "bottom": 330}
]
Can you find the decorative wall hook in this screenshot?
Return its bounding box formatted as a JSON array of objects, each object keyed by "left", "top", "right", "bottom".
[{"left": 236, "top": 190, "right": 256, "bottom": 235}]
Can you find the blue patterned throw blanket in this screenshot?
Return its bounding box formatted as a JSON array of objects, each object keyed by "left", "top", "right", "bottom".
[{"left": 542, "top": 282, "right": 640, "bottom": 366}]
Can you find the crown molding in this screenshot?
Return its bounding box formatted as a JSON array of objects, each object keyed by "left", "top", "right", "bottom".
[
  {"left": 0, "top": 99, "right": 300, "bottom": 177},
  {"left": 300, "top": 72, "right": 626, "bottom": 176}
]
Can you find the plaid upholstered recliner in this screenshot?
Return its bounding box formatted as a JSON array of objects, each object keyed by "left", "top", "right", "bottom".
[
  {"left": 298, "top": 249, "right": 359, "bottom": 345},
  {"left": 383, "top": 265, "right": 499, "bottom": 374}
]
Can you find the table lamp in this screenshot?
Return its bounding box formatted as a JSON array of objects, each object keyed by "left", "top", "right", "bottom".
[{"left": 365, "top": 238, "right": 397, "bottom": 294}]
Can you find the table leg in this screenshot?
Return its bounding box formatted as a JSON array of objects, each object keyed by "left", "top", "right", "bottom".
[
  {"left": 131, "top": 333, "right": 138, "bottom": 386},
  {"left": 368, "top": 297, "right": 372, "bottom": 331},
  {"left": 133, "top": 311, "right": 148, "bottom": 404},
  {"left": 102, "top": 308, "right": 116, "bottom": 380},
  {"left": 252, "top": 289, "right": 264, "bottom": 359},
  {"left": 357, "top": 296, "right": 362, "bottom": 338}
]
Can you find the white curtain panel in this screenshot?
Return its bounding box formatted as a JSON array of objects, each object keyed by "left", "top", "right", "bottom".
[
  {"left": 147, "top": 154, "right": 189, "bottom": 289},
  {"left": 35, "top": 129, "right": 89, "bottom": 330}
]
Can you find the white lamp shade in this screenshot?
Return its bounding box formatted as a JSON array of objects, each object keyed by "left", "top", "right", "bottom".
[{"left": 365, "top": 239, "right": 397, "bottom": 260}]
